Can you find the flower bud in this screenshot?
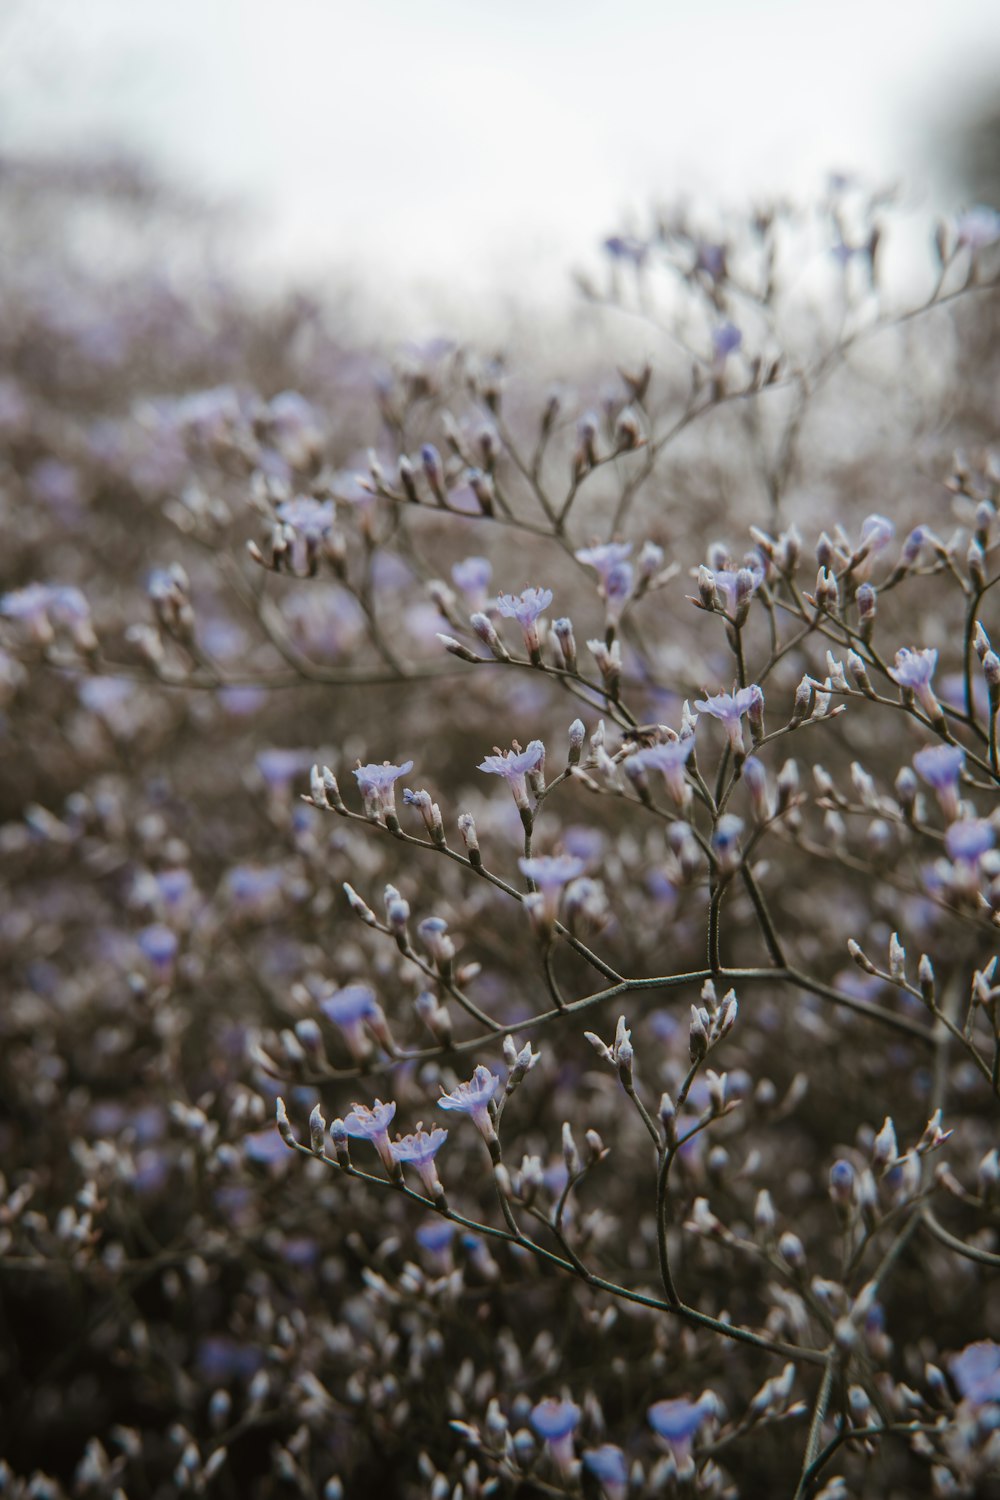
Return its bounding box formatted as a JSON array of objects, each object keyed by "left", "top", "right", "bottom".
[
  {"left": 309, "top": 1103, "right": 326, "bottom": 1155},
  {"left": 275, "top": 1097, "right": 297, "bottom": 1149},
  {"left": 689, "top": 1005, "right": 710, "bottom": 1063},
  {"left": 778, "top": 1231, "right": 805, "bottom": 1270}
]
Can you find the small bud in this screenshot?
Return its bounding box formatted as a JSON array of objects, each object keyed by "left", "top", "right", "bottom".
[
  {"left": 467, "top": 467, "right": 495, "bottom": 515},
  {"left": 584, "top": 1128, "right": 606, "bottom": 1165},
  {"left": 553, "top": 617, "right": 577, "bottom": 672},
  {"left": 615, "top": 405, "right": 641, "bottom": 450},
  {"left": 974, "top": 621, "right": 991, "bottom": 661},
  {"left": 791, "top": 675, "right": 813, "bottom": 724},
  {"left": 778, "top": 1231, "right": 805, "bottom": 1270},
  {"left": 895, "top": 765, "right": 918, "bottom": 817},
  {"left": 567, "top": 718, "right": 585, "bottom": 766},
  {"left": 275, "top": 1098, "right": 297, "bottom": 1149},
  {"left": 398, "top": 454, "right": 419, "bottom": 501},
  {"left": 470, "top": 612, "right": 510, "bottom": 661},
  {"left": 714, "top": 991, "right": 739, "bottom": 1041},
  {"left": 846, "top": 649, "right": 874, "bottom": 696},
  {"left": 776, "top": 758, "right": 799, "bottom": 811},
  {"left": 575, "top": 411, "right": 599, "bottom": 473},
  {"left": 436, "top": 633, "right": 481, "bottom": 663},
  {"left": 872, "top": 1116, "right": 898, "bottom": 1171},
  {"left": 309, "top": 764, "right": 330, "bottom": 808},
  {"left": 330, "top": 1117, "right": 351, "bottom": 1167},
  {"left": 984, "top": 651, "right": 1000, "bottom": 707},
  {"left": 414, "top": 991, "right": 453, "bottom": 1047},
  {"left": 309, "top": 1103, "right": 326, "bottom": 1155},
  {"left": 562, "top": 1122, "right": 581, "bottom": 1175},
  {"left": 742, "top": 756, "right": 771, "bottom": 819},
  {"left": 421, "top": 443, "right": 447, "bottom": 504},
  {"left": 815, "top": 566, "right": 839, "bottom": 613},
  {"left": 978, "top": 1148, "right": 1000, "bottom": 1203},
  {"left": 457, "top": 811, "right": 482, "bottom": 868},
  {"left": 689, "top": 1005, "right": 710, "bottom": 1064},
  {"left": 705, "top": 1071, "right": 729, "bottom": 1116},
  {"left": 847, "top": 939, "right": 878, "bottom": 976},
  {"left": 888, "top": 932, "right": 906, "bottom": 981},
  {"left": 829, "top": 1159, "right": 855, "bottom": 1208},
  {"left": 659, "top": 1091, "right": 677, "bottom": 1144},
  {"left": 918, "top": 953, "right": 935, "bottom": 1007},
  {"left": 343, "top": 883, "right": 378, "bottom": 927},
  {"left": 506, "top": 1040, "right": 540, "bottom": 1089},
  {"left": 755, "top": 1189, "right": 776, "bottom": 1238}
]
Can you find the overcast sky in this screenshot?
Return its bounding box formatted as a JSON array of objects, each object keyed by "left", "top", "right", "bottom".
[{"left": 3, "top": 0, "right": 998, "bottom": 325}]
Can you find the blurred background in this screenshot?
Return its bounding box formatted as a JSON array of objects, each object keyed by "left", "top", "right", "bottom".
[{"left": 2, "top": 0, "right": 999, "bottom": 332}]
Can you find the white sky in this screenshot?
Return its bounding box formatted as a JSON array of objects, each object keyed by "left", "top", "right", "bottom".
[{"left": 2, "top": 0, "right": 998, "bottom": 325}]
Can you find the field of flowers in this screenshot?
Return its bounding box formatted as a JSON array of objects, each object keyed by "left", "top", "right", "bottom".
[{"left": 1, "top": 157, "right": 1000, "bottom": 1498}]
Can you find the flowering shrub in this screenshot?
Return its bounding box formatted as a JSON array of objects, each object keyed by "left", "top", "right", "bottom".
[{"left": 3, "top": 157, "right": 1000, "bottom": 1498}]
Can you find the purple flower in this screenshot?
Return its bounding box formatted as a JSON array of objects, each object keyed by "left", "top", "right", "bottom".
[
  {"left": 627, "top": 737, "right": 696, "bottom": 808},
  {"left": 704, "top": 562, "right": 763, "bottom": 615},
  {"left": 603, "top": 234, "right": 647, "bottom": 266},
  {"left": 451, "top": 556, "right": 492, "bottom": 608},
  {"left": 694, "top": 685, "right": 763, "bottom": 758},
  {"left": 196, "top": 1335, "right": 265, "bottom": 1383},
  {"left": 274, "top": 495, "right": 336, "bottom": 574},
  {"left": 946, "top": 819, "right": 995, "bottom": 865},
  {"left": 530, "top": 1398, "right": 581, "bottom": 1472},
  {"left": 647, "top": 1392, "right": 718, "bottom": 1456},
  {"left": 496, "top": 587, "right": 553, "bottom": 657},
  {"left": 353, "top": 759, "right": 414, "bottom": 822},
  {"left": 583, "top": 1445, "right": 628, "bottom": 1500},
  {"left": 342, "top": 1099, "right": 397, "bottom": 1171},
  {"left": 268, "top": 391, "right": 322, "bottom": 467},
  {"left": 829, "top": 1159, "right": 855, "bottom": 1203},
  {"left": 519, "top": 853, "right": 585, "bottom": 924},
  {"left": 576, "top": 542, "right": 633, "bottom": 584},
  {"left": 695, "top": 242, "right": 727, "bottom": 281},
  {"left": 478, "top": 740, "right": 545, "bottom": 810},
  {"left": 223, "top": 864, "right": 285, "bottom": 920},
  {"left": 845, "top": 512, "right": 895, "bottom": 580},
  {"left": 711, "top": 814, "right": 745, "bottom": 866},
  {"left": 519, "top": 853, "right": 585, "bottom": 886},
  {"left": 859, "top": 513, "right": 895, "bottom": 553},
  {"left": 282, "top": 586, "right": 365, "bottom": 661},
  {"left": 245, "top": 1129, "right": 291, "bottom": 1168},
  {"left": 321, "top": 983, "right": 383, "bottom": 1062},
  {"left": 390, "top": 1126, "right": 448, "bottom": 1198},
  {"left": 137, "top": 924, "right": 178, "bottom": 978},
  {"left": 913, "top": 744, "right": 964, "bottom": 820},
  {"left": 0, "top": 583, "right": 92, "bottom": 646},
  {"left": 438, "top": 1065, "right": 501, "bottom": 1143},
  {"left": 561, "top": 825, "right": 606, "bottom": 865},
  {"left": 711, "top": 322, "right": 742, "bottom": 365},
  {"left": 256, "top": 747, "right": 313, "bottom": 794},
  {"left": 416, "top": 1218, "right": 456, "bottom": 1256},
  {"left": 955, "top": 207, "right": 1000, "bottom": 251},
  {"left": 950, "top": 1341, "right": 1000, "bottom": 1406},
  {"left": 276, "top": 495, "right": 335, "bottom": 541},
  {"left": 156, "top": 868, "right": 196, "bottom": 918},
  {"left": 888, "top": 648, "right": 942, "bottom": 721},
  {"left": 603, "top": 562, "right": 634, "bottom": 622},
  {"left": 576, "top": 543, "right": 635, "bottom": 624}
]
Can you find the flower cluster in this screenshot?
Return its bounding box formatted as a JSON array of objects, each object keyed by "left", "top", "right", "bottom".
[{"left": 3, "top": 155, "right": 1000, "bottom": 1500}]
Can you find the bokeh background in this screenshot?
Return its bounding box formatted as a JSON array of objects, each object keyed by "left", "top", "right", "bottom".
[{"left": 3, "top": 0, "right": 1000, "bottom": 329}]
